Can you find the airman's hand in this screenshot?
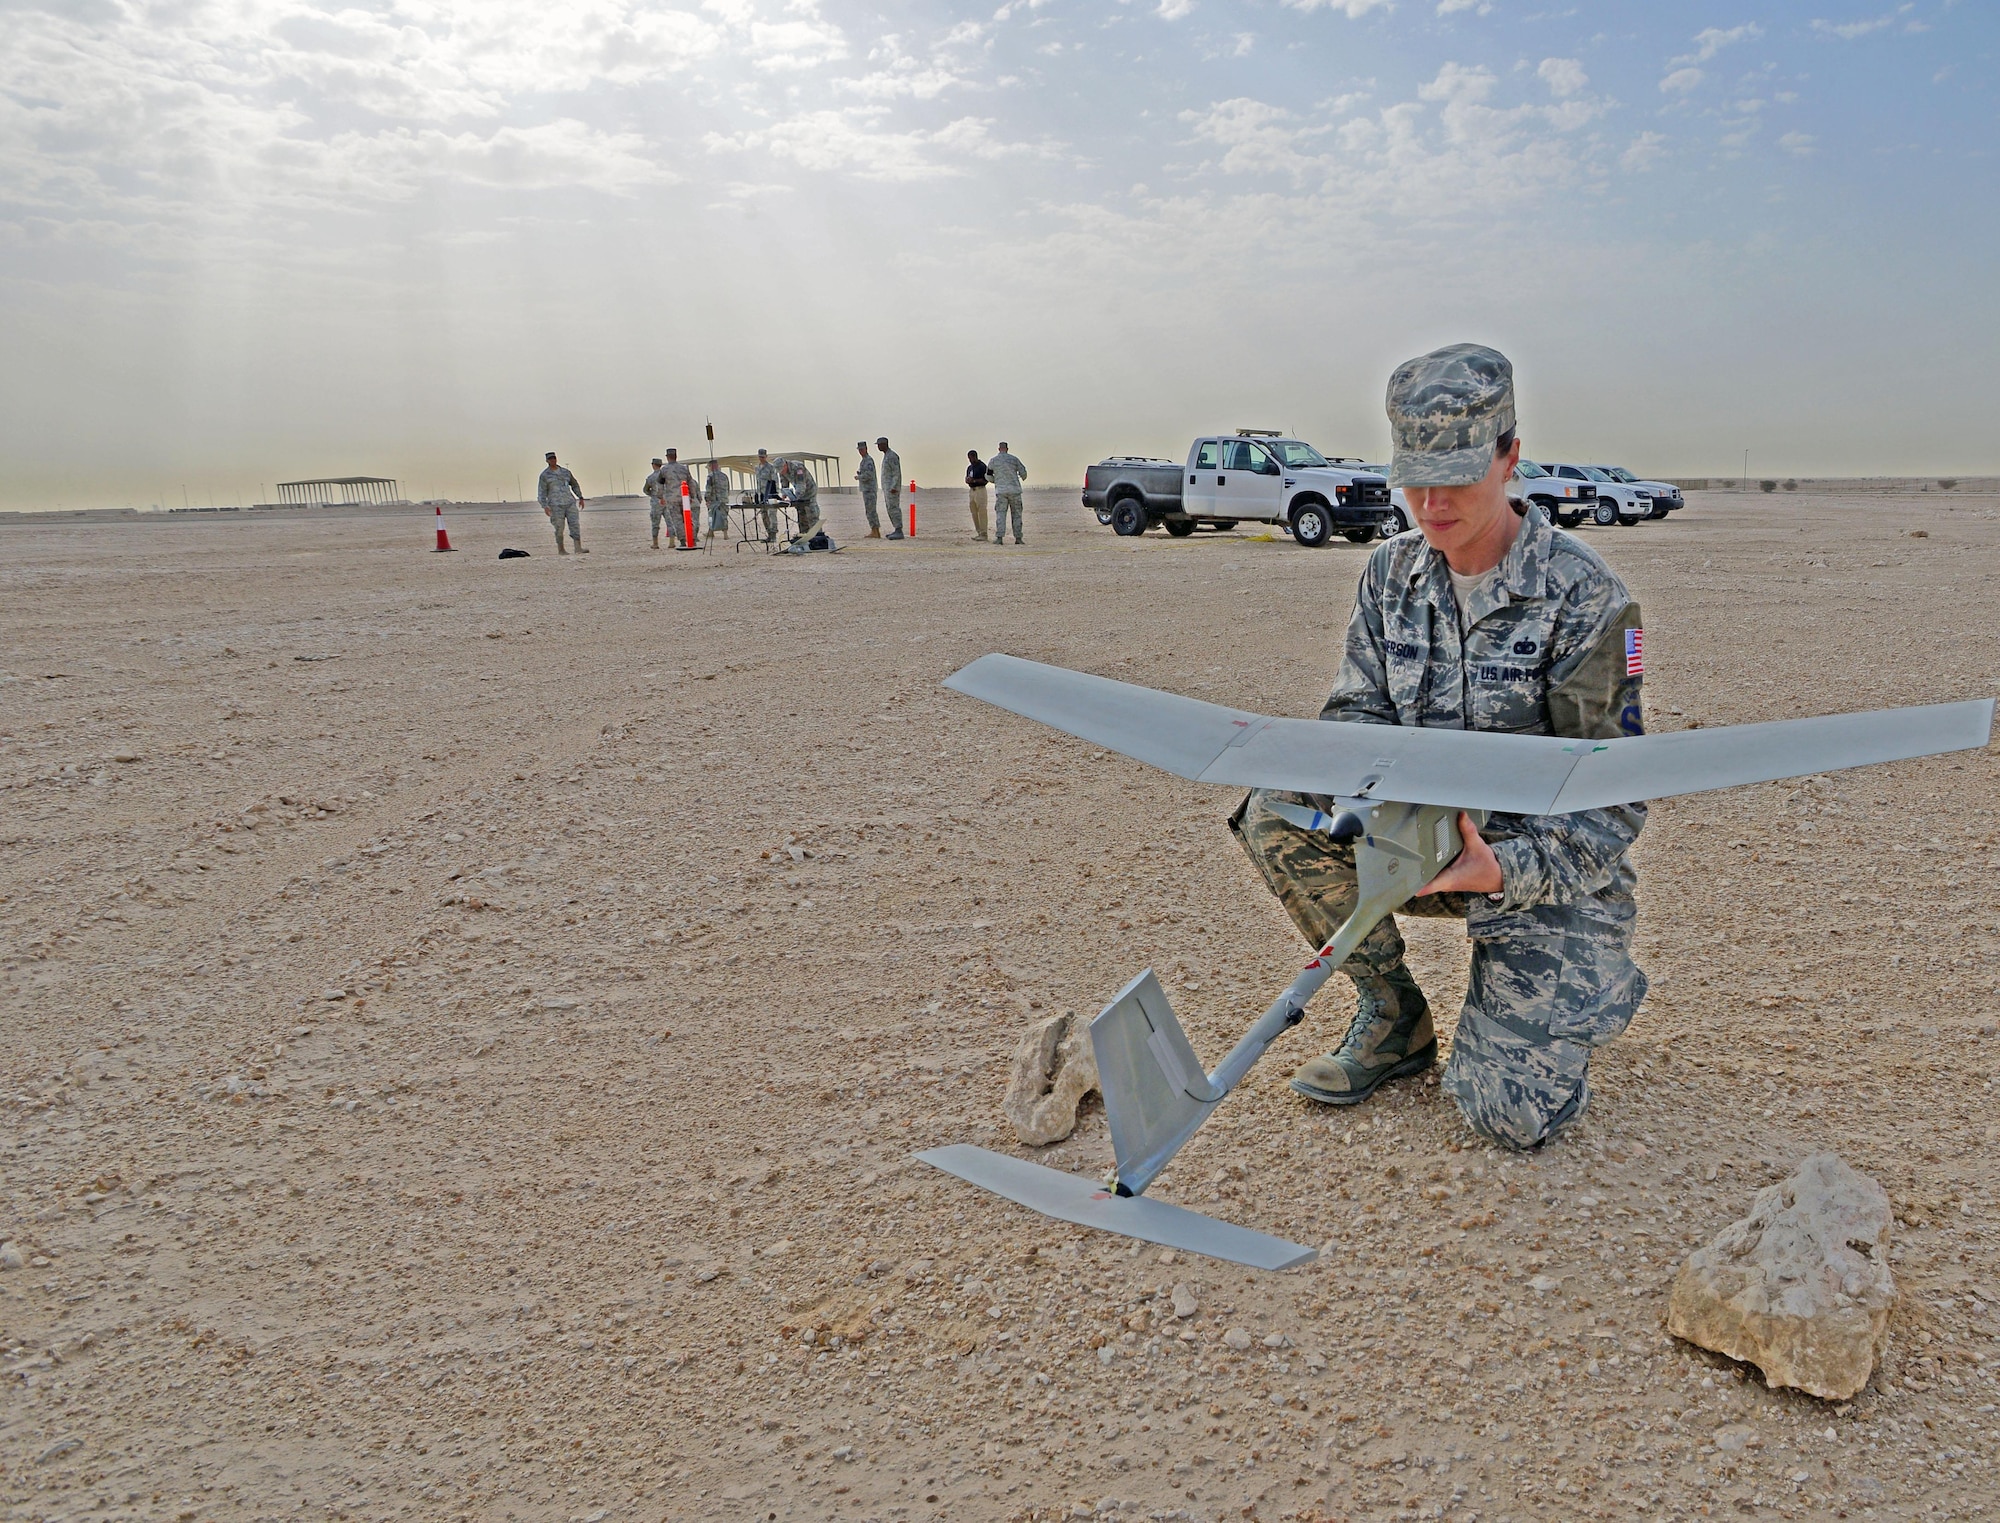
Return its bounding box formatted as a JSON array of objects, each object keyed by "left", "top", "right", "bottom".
[{"left": 1417, "top": 812, "right": 1503, "bottom": 897}]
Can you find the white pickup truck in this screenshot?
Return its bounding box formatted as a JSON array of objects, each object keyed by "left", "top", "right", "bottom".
[{"left": 1082, "top": 432, "right": 1396, "bottom": 547}]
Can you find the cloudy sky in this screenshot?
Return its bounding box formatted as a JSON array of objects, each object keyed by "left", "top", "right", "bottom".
[{"left": 2, "top": 0, "right": 1993, "bottom": 509}]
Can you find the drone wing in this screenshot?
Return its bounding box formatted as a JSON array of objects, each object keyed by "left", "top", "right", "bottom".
[{"left": 944, "top": 654, "right": 1993, "bottom": 813}]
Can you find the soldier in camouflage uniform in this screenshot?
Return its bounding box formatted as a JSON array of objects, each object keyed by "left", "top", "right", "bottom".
[
  {"left": 704, "top": 461, "right": 730, "bottom": 535},
  {"left": 655, "top": 449, "right": 694, "bottom": 547},
  {"left": 1233, "top": 343, "right": 1646, "bottom": 1150},
  {"left": 753, "top": 449, "right": 781, "bottom": 542},
  {"left": 855, "top": 442, "right": 882, "bottom": 537},
  {"left": 876, "top": 437, "right": 906, "bottom": 539},
  {"left": 642, "top": 457, "right": 668, "bottom": 548},
  {"left": 781, "top": 459, "right": 821, "bottom": 541},
  {"left": 537, "top": 452, "right": 586, "bottom": 555}
]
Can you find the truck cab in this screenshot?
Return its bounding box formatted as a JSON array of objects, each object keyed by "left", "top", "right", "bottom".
[{"left": 1179, "top": 433, "right": 1391, "bottom": 546}]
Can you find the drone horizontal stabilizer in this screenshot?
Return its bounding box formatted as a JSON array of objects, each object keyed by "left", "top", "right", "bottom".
[
  {"left": 915, "top": 1145, "right": 1316, "bottom": 1271},
  {"left": 944, "top": 654, "right": 1994, "bottom": 812}
]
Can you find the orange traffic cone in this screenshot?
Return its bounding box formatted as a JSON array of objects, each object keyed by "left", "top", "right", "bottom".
[
  {"left": 433, "top": 502, "right": 456, "bottom": 552},
  {"left": 680, "top": 481, "right": 697, "bottom": 551},
  {"left": 908, "top": 481, "right": 917, "bottom": 538}
]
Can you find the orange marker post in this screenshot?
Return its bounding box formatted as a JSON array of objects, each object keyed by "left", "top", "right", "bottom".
[
  {"left": 908, "top": 480, "right": 917, "bottom": 538},
  {"left": 680, "top": 481, "right": 697, "bottom": 550},
  {"left": 433, "top": 502, "right": 456, "bottom": 552}
]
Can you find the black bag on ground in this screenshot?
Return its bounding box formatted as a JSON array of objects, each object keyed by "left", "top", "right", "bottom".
[{"left": 498, "top": 547, "right": 530, "bottom": 559}]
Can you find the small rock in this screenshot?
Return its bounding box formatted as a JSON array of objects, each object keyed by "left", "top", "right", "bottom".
[
  {"left": 1097, "top": 1344, "right": 1117, "bottom": 1365},
  {"left": 761, "top": 1239, "right": 793, "bottom": 1258},
  {"left": 112, "top": 752, "right": 141, "bottom": 764},
  {"left": 692, "top": 1266, "right": 720, "bottom": 1283},
  {"left": 1714, "top": 1424, "right": 1759, "bottom": 1453},
  {"left": 1170, "top": 1283, "right": 1198, "bottom": 1320},
  {"left": 322, "top": 988, "right": 347, "bottom": 1001},
  {"left": 1222, "top": 1327, "right": 1253, "bottom": 1352},
  {"left": 1261, "top": 1331, "right": 1289, "bottom": 1349},
  {"left": 1002, "top": 1011, "right": 1100, "bottom": 1147},
  {"left": 1666, "top": 1152, "right": 1896, "bottom": 1401},
  {"left": 34, "top": 1436, "right": 81, "bottom": 1465},
  {"left": 0, "top": 1242, "right": 24, "bottom": 1271},
  {"left": 1528, "top": 1274, "right": 1561, "bottom": 1294},
  {"left": 832, "top": 1445, "right": 855, "bottom": 1461}
]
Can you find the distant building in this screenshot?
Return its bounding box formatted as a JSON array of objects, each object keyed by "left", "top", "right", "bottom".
[{"left": 270, "top": 477, "right": 403, "bottom": 507}]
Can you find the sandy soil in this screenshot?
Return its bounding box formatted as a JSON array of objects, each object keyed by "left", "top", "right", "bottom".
[{"left": 3, "top": 485, "right": 1998, "bottom": 1523}]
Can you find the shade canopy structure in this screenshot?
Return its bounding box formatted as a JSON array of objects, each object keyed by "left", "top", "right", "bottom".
[
  {"left": 272, "top": 477, "right": 403, "bottom": 507},
  {"left": 709, "top": 452, "right": 850, "bottom": 494}
]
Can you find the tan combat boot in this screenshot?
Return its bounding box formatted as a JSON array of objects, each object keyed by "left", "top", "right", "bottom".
[{"left": 1289, "top": 967, "right": 1434, "bottom": 1106}]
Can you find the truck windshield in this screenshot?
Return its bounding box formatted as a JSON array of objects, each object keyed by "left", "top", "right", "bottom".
[
  {"left": 1580, "top": 466, "right": 1616, "bottom": 483},
  {"left": 1601, "top": 467, "right": 1638, "bottom": 483},
  {"left": 1514, "top": 460, "right": 1550, "bottom": 479},
  {"left": 1269, "top": 441, "right": 1329, "bottom": 469}
]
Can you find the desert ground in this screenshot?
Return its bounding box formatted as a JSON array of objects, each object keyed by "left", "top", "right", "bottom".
[{"left": 3, "top": 484, "right": 1998, "bottom": 1523}]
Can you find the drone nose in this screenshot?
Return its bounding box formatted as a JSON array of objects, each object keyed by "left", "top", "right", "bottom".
[{"left": 1328, "top": 811, "right": 1366, "bottom": 843}]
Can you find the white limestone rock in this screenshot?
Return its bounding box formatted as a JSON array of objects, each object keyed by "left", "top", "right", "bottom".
[
  {"left": 1667, "top": 1152, "right": 1897, "bottom": 1400},
  {"left": 1001, "top": 1011, "right": 1099, "bottom": 1147}
]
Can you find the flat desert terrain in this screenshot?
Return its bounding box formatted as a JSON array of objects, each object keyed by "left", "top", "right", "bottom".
[{"left": 3, "top": 485, "right": 1998, "bottom": 1523}]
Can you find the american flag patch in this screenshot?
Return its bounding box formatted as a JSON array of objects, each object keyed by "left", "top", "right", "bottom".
[{"left": 1624, "top": 627, "right": 1645, "bottom": 677}]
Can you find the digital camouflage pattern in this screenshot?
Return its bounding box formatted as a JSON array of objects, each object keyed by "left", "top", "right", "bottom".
[
  {"left": 704, "top": 464, "right": 730, "bottom": 532},
  {"left": 878, "top": 446, "right": 906, "bottom": 535},
  {"left": 653, "top": 460, "right": 693, "bottom": 541},
  {"left": 1234, "top": 504, "right": 1648, "bottom": 1148},
  {"left": 783, "top": 462, "right": 820, "bottom": 535},
  {"left": 855, "top": 449, "right": 880, "bottom": 532},
  {"left": 1386, "top": 343, "right": 1517, "bottom": 488},
  {"left": 536, "top": 464, "right": 581, "bottom": 509}
]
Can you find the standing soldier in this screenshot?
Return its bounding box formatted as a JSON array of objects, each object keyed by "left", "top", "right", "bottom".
[
  {"left": 876, "top": 437, "right": 906, "bottom": 540},
  {"left": 704, "top": 459, "right": 730, "bottom": 538},
  {"left": 538, "top": 451, "right": 587, "bottom": 555},
  {"left": 855, "top": 441, "right": 881, "bottom": 537},
  {"left": 989, "top": 442, "right": 1027, "bottom": 545},
  {"left": 642, "top": 457, "right": 668, "bottom": 549},
  {"left": 657, "top": 448, "right": 694, "bottom": 547},
  {"left": 753, "top": 448, "right": 781, "bottom": 542},
  {"left": 964, "top": 449, "right": 991, "bottom": 541},
  {"left": 1232, "top": 343, "right": 1646, "bottom": 1148}
]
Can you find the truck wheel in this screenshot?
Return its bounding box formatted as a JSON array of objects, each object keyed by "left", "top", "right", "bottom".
[
  {"left": 1094, "top": 504, "right": 1113, "bottom": 526},
  {"left": 1377, "top": 506, "right": 1408, "bottom": 538},
  {"left": 1110, "top": 498, "right": 1149, "bottom": 537},
  {"left": 1165, "top": 518, "right": 1197, "bottom": 538},
  {"left": 1592, "top": 502, "right": 1619, "bottom": 527},
  {"left": 1290, "top": 501, "right": 1333, "bottom": 548},
  {"left": 1341, "top": 528, "right": 1373, "bottom": 544}
]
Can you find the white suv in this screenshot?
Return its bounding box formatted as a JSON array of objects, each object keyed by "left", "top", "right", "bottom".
[
  {"left": 1510, "top": 460, "right": 1598, "bottom": 528},
  {"left": 1591, "top": 466, "right": 1682, "bottom": 519},
  {"left": 1539, "top": 462, "right": 1650, "bottom": 526}
]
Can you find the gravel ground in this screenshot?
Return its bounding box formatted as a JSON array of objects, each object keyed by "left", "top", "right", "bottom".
[{"left": 3, "top": 485, "right": 1998, "bottom": 1523}]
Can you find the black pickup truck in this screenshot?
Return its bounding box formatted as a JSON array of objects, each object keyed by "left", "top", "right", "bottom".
[{"left": 1082, "top": 432, "right": 1396, "bottom": 547}]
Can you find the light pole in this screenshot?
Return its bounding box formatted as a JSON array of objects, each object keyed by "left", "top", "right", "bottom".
[{"left": 1742, "top": 450, "right": 1748, "bottom": 491}]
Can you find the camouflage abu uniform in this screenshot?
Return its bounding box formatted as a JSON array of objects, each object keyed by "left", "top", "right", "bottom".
[
  {"left": 855, "top": 447, "right": 881, "bottom": 534},
  {"left": 877, "top": 442, "right": 906, "bottom": 537},
  {"left": 753, "top": 453, "right": 781, "bottom": 541},
  {"left": 537, "top": 461, "right": 584, "bottom": 552},
  {"left": 1234, "top": 346, "right": 1646, "bottom": 1149},
  {"left": 704, "top": 463, "right": 730, "bottom": 533},
  {"left": 782, "top": 461, "right": 820, "bottom": 538},
  {"left": 989, "top": 448, "right": 1027, "bottom": 544},
  {"left": 656, "top": 457, "right": 694, "bottom": 544}
]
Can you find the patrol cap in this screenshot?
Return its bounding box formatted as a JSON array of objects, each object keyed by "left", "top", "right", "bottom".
[
  {"left": 545, "top": 451, "right": 557, "bottom": 460},
  {"left": 1385, "top": 343, "right": 1516, "bottom": 488},
  {"left": 651, "top": 457, "right": 663, "bottom": 466}
]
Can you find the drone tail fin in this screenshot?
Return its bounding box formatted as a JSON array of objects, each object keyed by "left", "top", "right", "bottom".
[{"left": 1090, "top": 971, "right": 1221, "bottom": 1197}]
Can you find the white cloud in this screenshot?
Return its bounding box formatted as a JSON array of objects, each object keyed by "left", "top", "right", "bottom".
[
  {"left": 1157, "top": 0, "right": 1197, "bottom": 19},
  {"left": 1810, "top": 10, "right": 1909, "bottom": 40},
  {"left": 1682, "top": 23, "right": 1763, "bottom": 63},
  {"left": 709, "top": 109, "right": 1052, "bottom": 181},
  {"left": 1620, "top": 130, "right": 1667, "bottom": 172},
  {"left": 1536, "top": 58, "right": 1588, "bottom": 98},
  {"left": 1658, "top": 67, "right": 1705, "bottom": 94},
  {"left": 1279, "top": 0, "right": 1395, "bottom": 16},
  {"left": 1183, "top": 98, "right": 1322, "bottom": 178},
  {"left": 1778, "top": 131, "right": 1816, "bottom": 155},
  {"left": 1436, "top": 0, "right": 1491, "bottom": 13}
]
